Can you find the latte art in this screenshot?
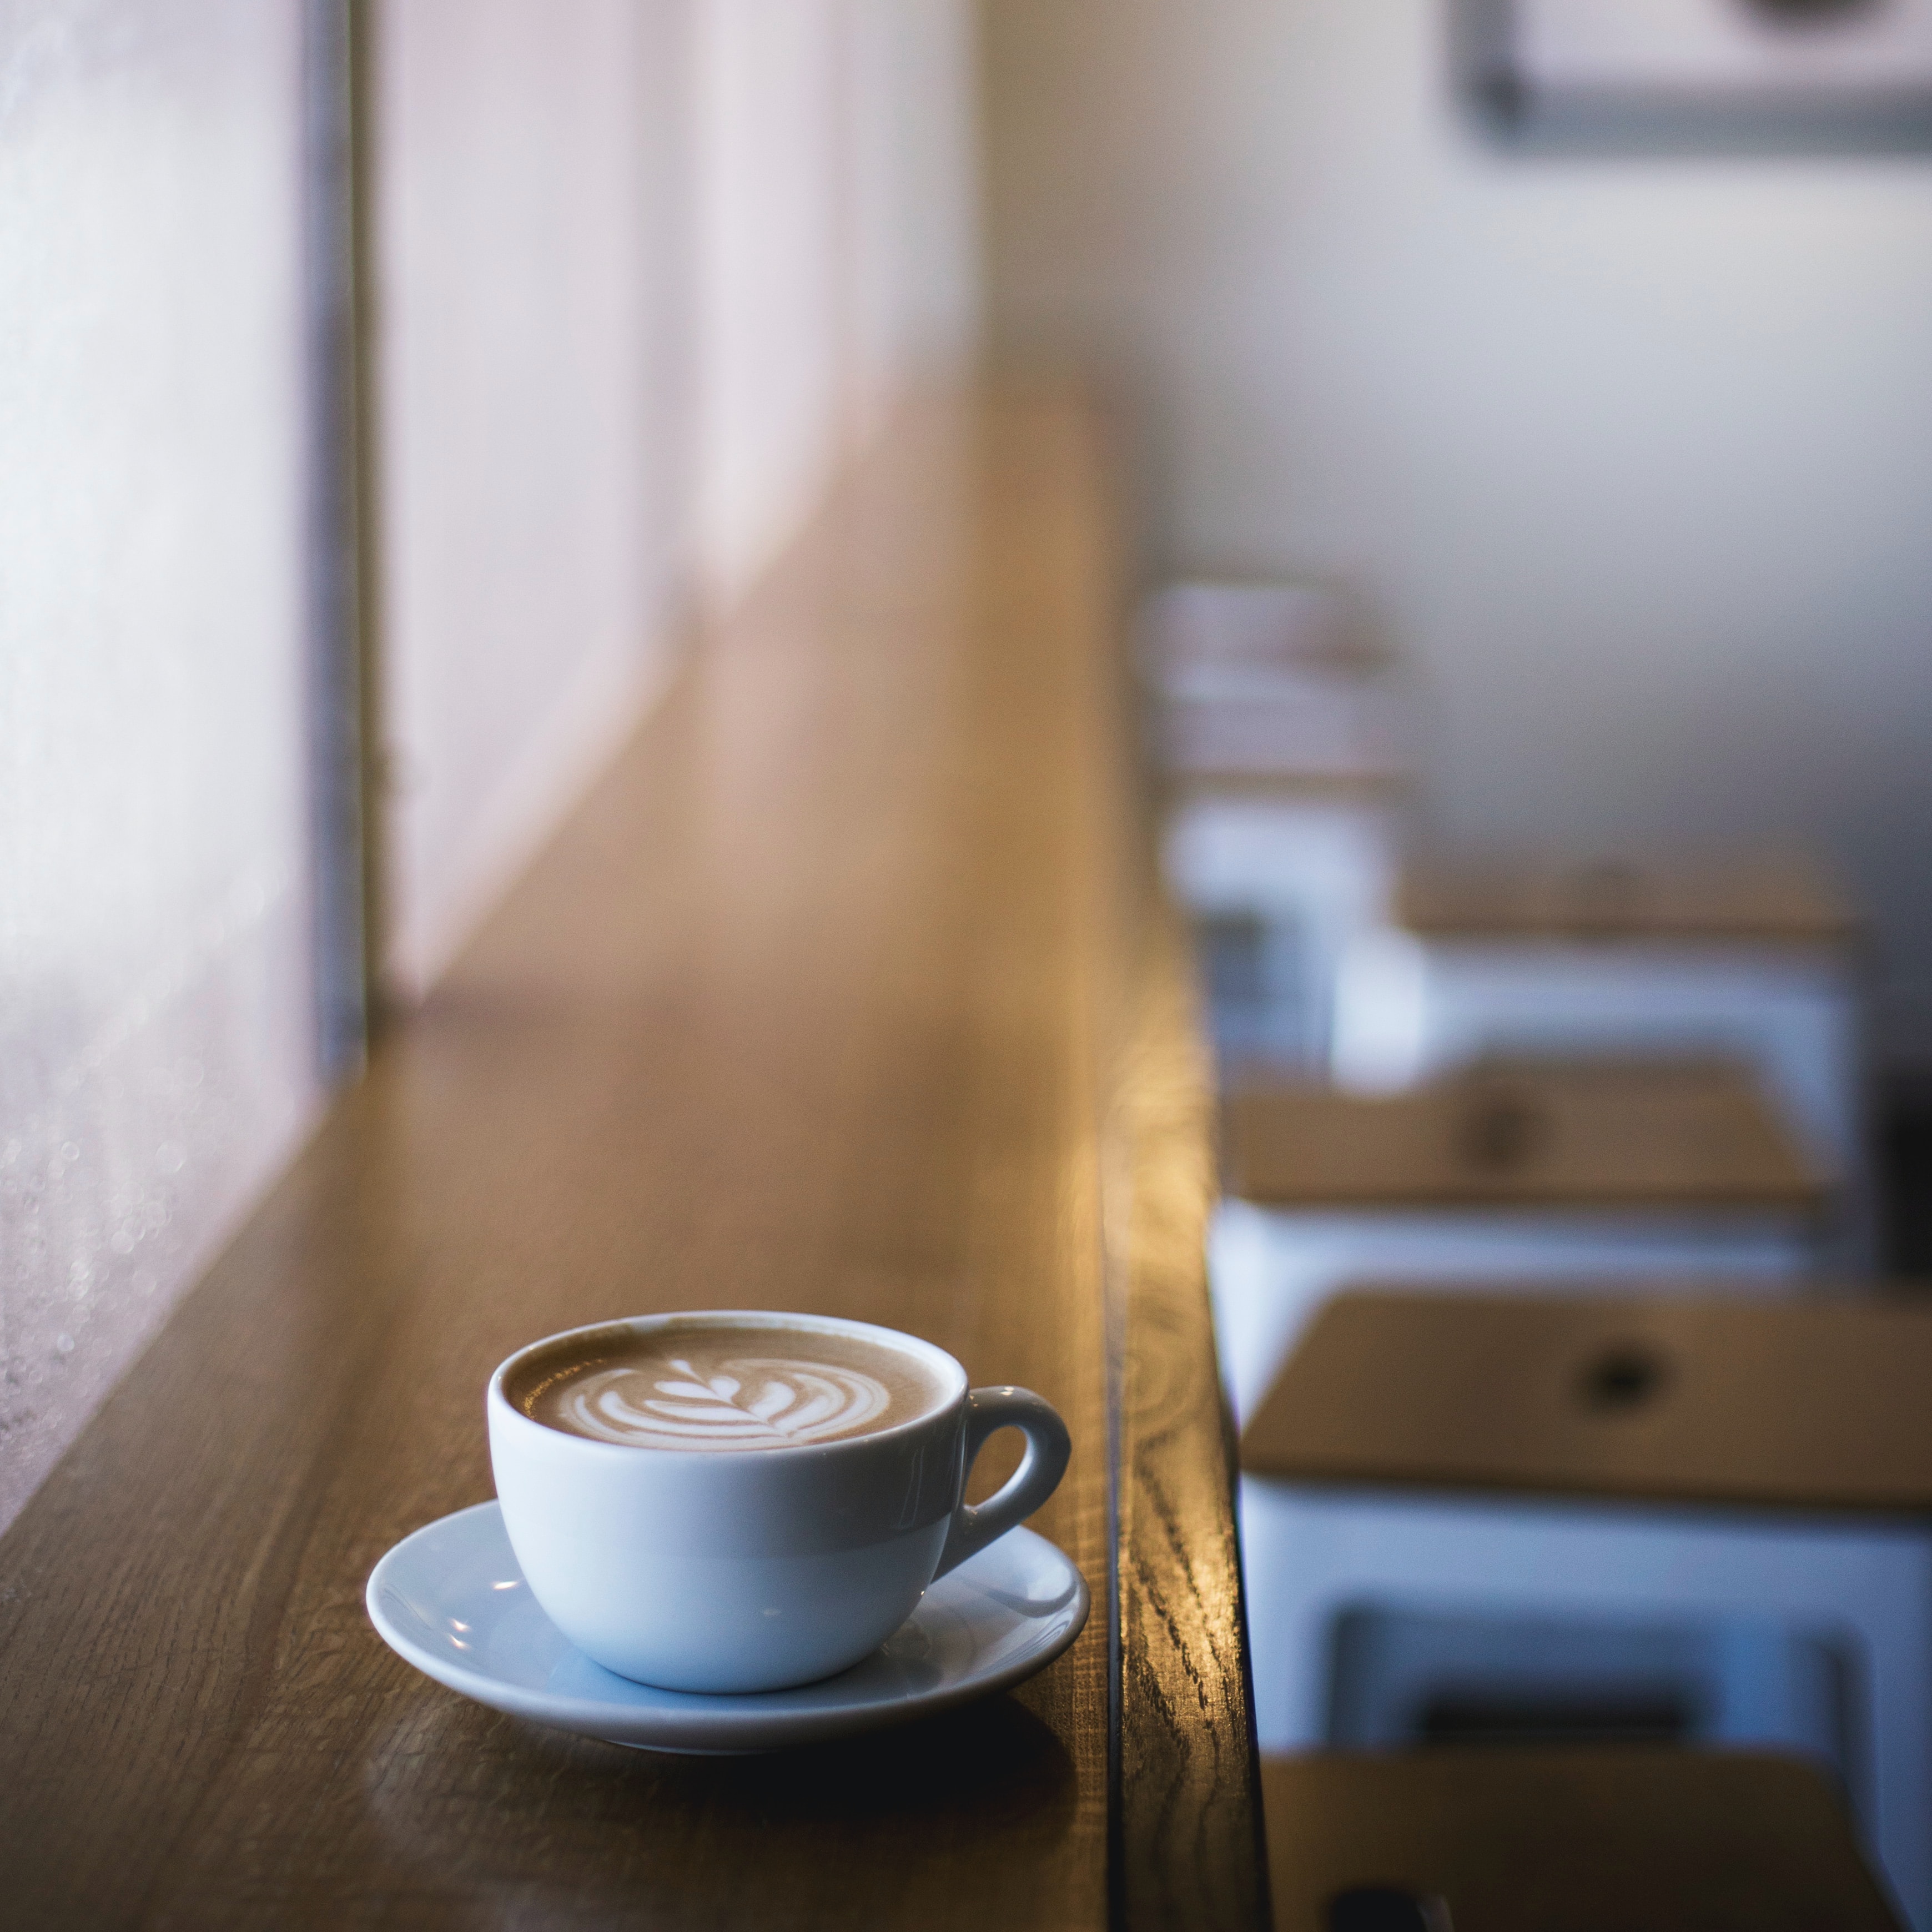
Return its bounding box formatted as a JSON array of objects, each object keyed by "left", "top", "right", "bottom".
[
  {"left": 507, "top": 1320, "right": 953, "bottom": 1452},
  {"left": 558, "top": 1356, "right": 893, "bottom": 1448}
]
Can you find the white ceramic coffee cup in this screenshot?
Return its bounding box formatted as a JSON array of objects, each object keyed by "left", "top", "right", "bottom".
[{"left": 487, "top": 1310, "right": 1072, "bottom": 1693}]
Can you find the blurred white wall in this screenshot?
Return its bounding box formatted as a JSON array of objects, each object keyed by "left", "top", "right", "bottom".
[
  {"left": 375, "top": 0, "right": 686, "bottom": 998},
  {"left": 843, "top": 0, "right": 983, "bottom": 452},
  {"left": 691, "top": 0, "right": 848, "bottom": 605},
  {"left": 379, "top": 0, "right": 981, "bottom": 990},
  {"left": 0, "top": 0, "right": 320, "bottom": 1533},
  {"left": 693, "top": 0, "right": 979, "bottom": 605},
  {"left": 983, "top": 0, "right": 1932, "bottom": 1068}
]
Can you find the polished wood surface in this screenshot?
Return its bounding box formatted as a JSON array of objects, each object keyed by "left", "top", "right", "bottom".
[
  {"left": 1242, "top": 1287, "right": 1932, "bottom": 1516},
  {"left": 1397, "top": 852, "right": 1854, "bottom": 944},
  {"left": 0, "top": 395, "right": 1261, "bottom": 1928},
  {"left": 1222, "top": 1061, "right": 1826, "bottom": 1212},
  {"left": 1109, "top": 873, "right": 1270, "bottom": 1932},
  {"left": 1262, "top": 1750, "right": 1903, "bottom": 1931}
]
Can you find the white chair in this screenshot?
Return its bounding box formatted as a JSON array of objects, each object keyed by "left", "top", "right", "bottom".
[
  {"left": 1242, "top": 1487, "right": 1931, "bottom": 1931},
  {"left": 1236, "top": 1290, "right": 1932, "bottom": 1931},
  {"left": 1211, "top": 1063, "right": 1829, "bottom": 1423},
  {"left": 1141, "top": 577, "right": 1380, "bottom": 691},
  {"left": 1167, "top": 793, "right": 1401, "bottom": 1069},
  {"left": 1212, "top": 1196, "right": 1815, "bottom": 1426},
  {"left": 1144, "top": 580, "right": 1410, "bottom": 1071},
  {"left": 1330, "top": 857, "right": 1863, "bottom": 1209}
]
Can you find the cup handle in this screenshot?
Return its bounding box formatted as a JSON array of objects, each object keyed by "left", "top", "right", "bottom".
[{"left": 933, "top": 1386, "right": 1071, "bottom": 1579}]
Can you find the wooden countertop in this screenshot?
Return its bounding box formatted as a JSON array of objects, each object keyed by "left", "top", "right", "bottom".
[
  {"left": 1222, "top": 1060, "right": 1827, "bottom": 1214},
  {"left": 1395, "top": 852, "right": 1855, "bottom": 945},
  {"left": 1242, "top": 1287, "right": 1932, "bottom": 1516},
  {"left": 0, "top": 394, "right": 1264, "bottom": 1929}
]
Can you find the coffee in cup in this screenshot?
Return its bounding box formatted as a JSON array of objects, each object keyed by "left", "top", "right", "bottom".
[
  {"left": 504, "top": 1319, "right": 950, "bottom": 1451},
  {"left": 488, "top": 1310, "right": 1071, "bottom": 1693}
]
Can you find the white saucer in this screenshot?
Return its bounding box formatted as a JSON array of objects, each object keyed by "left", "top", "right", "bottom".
[{"left": 366, "top": 1501, "right": 1089, "bottom": 1754}]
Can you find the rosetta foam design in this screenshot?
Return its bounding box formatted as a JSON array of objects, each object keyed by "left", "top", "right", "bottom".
[{"left": 557, "top": 1355, "right": 893, "bottom": 1450}]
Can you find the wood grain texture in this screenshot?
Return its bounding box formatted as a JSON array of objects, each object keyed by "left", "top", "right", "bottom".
[
  {"left": 1396, "top": 852, "right": 1855, "bottom": 944},
  {"left": 0, "top": 393, "right": 1258, "bottom": 1929},
  {"left": 1106, "top": 875, "right": 1270, "bottom": 1932},
  {"left": 1262, "top": 1750, "right": 1903, "bottom": 1932},
  {"left": 1242, "top": 1287, "right": 1932, "bottom": 1516},
  {"left": 1222, "top": 1060, "right": 1827, "bottom": 1212}
]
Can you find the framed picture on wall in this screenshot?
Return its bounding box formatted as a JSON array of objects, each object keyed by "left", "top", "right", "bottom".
[{"left": 1458, "top": 0, "right": 1932, "bottom": 145}]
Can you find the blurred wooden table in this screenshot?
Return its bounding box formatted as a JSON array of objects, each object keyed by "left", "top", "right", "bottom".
[
  {"left": 1222, "top": 1060, "right": 1825, "bottom": 1214},
  {"left": 1396, "top": 853, "right": 1855, "bottom": 945},
  {"left": 1243, "top": 1287, "right": 1932, "bottom": 1516},
  {"left": 0, "top": 393, "right": 1262, "bottom": 1929},
  {"left": 1262, "top": 1750, "right": 1902, "bottom": 1931}
]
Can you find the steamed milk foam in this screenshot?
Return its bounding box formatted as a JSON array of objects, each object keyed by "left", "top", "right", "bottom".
[{"left": 506, "top": 1321, "right": 950, "bottom": 1451}]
